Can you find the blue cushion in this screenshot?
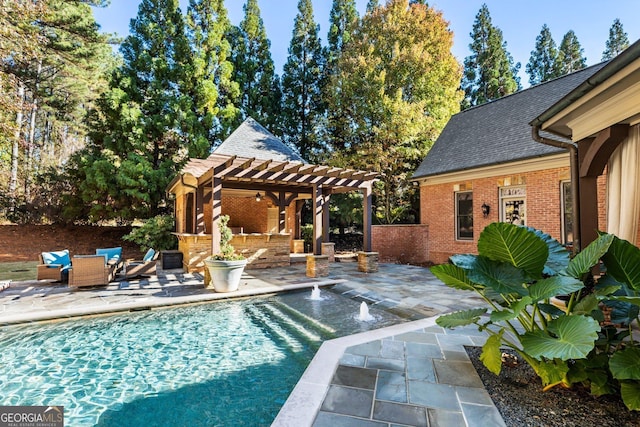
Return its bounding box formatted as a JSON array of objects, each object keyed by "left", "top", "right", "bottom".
[
  {"left": 96, "top": 247, "right": 122, "bottom": 264},
  {"left": 143, "top": 249, "right": 156, "bottom": 262},
  {"left": 41, "top": 250, "right": 71, "bottom": 268}
]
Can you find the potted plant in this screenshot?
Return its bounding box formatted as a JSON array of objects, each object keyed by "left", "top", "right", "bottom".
[{"left": 204, "top": 215, "right": 247, "bottom": 292}]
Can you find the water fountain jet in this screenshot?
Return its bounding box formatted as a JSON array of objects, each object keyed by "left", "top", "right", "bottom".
[
  {"left": 310, "top": 284, "right": 323, "bottom": 300},
  {"left": 358, "top": 301, "right": 374, "bottom": 321}
]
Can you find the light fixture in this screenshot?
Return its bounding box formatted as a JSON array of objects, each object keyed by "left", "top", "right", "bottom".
[
  {"left": 255, "top": 192, "right": 262, "bottom": 202},
  {"left": 481, "top": 203, "right": 490, "bottom": 218}
]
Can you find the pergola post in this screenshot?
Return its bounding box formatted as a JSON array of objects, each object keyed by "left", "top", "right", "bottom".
[
  {"left": 322, "top": 189, "right": 331, "bottom": 242},
  {"left": 278, "top": 191, "right": 287, "bottom": 233},
  {"left": 363, "top": 184, "right": 372, "bottom": 252},
  {"left": 211, "top": 176, "right": 222, "bottom": 255},
  {"left": 313, "top": 184, "right": 323, "bottom": 255},
  {"left": 196, "top": 185, "right": 205, "bottom": 233}
]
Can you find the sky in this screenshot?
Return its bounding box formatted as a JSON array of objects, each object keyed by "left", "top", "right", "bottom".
[{"left": 92, "top": 0, "right": 640, "bottom": 85}]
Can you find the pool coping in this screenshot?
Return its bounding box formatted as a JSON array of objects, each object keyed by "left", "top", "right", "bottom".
[
  {"left": 0, "top": 279, "right": 344, "bottom": 325},
  {"left": 272, "top": 316, "right": 440, "bottom": 426}
]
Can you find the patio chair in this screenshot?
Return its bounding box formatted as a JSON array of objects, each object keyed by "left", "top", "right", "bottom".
[
  {"left": 69, "top": 255, "right": 114, "bottom": 288},
  {"left": 37, "top": 249, "right": 72, "bottom": 282},
  {"left": 124, "top": 248, "right": 157, "bottom": 278},
  {"left": 96, "top": 247, "right": 123, "bottom": 272}
]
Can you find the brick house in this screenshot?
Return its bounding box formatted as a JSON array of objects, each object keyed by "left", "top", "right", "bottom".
[{"left": 412, "top": 64, "right": 608, "bottom": 264}]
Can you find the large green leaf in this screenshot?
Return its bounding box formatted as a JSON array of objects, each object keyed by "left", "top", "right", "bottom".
[
  {"left": 620, "top": 381, "right": 640, "bottom": 411},
  {"left": 602, "top": 234, "right": 640, "bottom": 291},
  {"left": 571, "top": 293, "right": 599, "bottom": 315},
  {"left": 610, "top": 347, "right": 640, "bottom": 380},
  {"left": 490, "top": 297, "right": 532, "bottom": 322},
  {"left": 525, "top": 226, "right": 570, "bottom": 275},
  {"left": 478, "top": 222, "right": 548, "bottom": 279},
  {"left": 566, "top": 233, "right": 614, "bottom": 279},
  {"left": 467, "top": 256, "right": 528, "bottom": 296},
  {"left": 480, "top": 332, "right": 503, "bottom": 375},
  {"left": 449, "top": 254, "right": 478, "bottom": 270},
  {"left": 430, "top": 264, "right": 478, "bottom": 292},
  {"left": 436, "top": 308, "right": 487, "bottom": 328},
  {"left": 528, "top": 276, "right": 584, "bottom": 302},
  {"left": 520, "top": 315, "right": 599, "bottom": 360},
  {"left": 535, "top": 360, "right": 570, "bottom": 388}
]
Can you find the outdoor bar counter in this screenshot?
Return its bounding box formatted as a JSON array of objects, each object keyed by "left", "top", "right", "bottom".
[{"left": 175, "top": 232, "right": 292, "bottom": 273}]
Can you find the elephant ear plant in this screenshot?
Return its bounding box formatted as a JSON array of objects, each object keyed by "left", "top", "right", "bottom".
[{"left": 431, "top": 222, "right": 640, "bottom": 410}]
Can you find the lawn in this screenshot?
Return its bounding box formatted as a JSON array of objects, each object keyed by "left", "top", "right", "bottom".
[{"left": 0, "top": 261, "right": 38, "bottom": 281}]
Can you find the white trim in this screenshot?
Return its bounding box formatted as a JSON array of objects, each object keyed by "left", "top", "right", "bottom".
[{"left": 416, "top": 153, "right": 569, "bottom": 186}]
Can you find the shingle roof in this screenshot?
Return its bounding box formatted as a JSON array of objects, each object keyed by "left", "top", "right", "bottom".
[
  {"left": 214, "top": 117, "right": 306, "bottom": 163},
  {"left": 413, "top": 63, "right": 607, "bottom": 179}
]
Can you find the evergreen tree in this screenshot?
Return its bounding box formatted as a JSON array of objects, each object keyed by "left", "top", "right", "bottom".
[
  {"left": 602, "top": 18, "right": 629, "bottom": 60},
  {"left": 80, "top": 0, "right": 191, "bottom": 221},
  {"left": 184, "top": 0, "right": 239, "bottom": 151},
  {"left": 2, "top": 0, "right": 113, "bottom": 213},
  {"left": 366, "top": 0, "right": 379, "bottom": 14},
  {"left": 556, "top": 30, "right": 586, "bottom": 75},
  {"left": 229, "top": 0, "right": 281, "bottom": 134},
  {"left": 323, "top": 0, "right": 359, "bottom": 153},
  {"left": 326, "top": 0, "right": 359, "bottom": 69},
  {"left": 326, "top": 0, "right": 462, "bottom": 223},
  {"left": 526, "top": 24, "right": 561, "bottom": 85},
  {"left": 281, "top": 0, "right": 325, "bottom": 161},
  {"left": 461, "top": 4, "right": 520, "bottom": 108}
]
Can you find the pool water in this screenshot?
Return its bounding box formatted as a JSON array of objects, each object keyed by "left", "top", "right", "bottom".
[{"left": 0, "top": 289, "right": 406, "bottom": 426}]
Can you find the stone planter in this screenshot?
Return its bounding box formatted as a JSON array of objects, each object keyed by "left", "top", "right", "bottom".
[
  {"left": 306, "top": 255, "right": 329, "bottom": 278},
  {"left": 357, "top": 251, "right": 379, "bottom": 273},
  {"left": 321, "top": 242, "right": 335, "bottom": 262},
  {"left": 204, "top": 258, "right": 247, "bottom": 292}
]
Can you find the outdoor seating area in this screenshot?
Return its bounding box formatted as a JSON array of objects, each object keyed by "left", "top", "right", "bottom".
[{"left": 37, "top": 246, "right": 139, "bottom": 288}]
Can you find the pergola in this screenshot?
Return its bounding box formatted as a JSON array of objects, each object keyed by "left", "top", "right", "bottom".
[{"left": 168, "top": 152, "right": 378, "bottom": 257}]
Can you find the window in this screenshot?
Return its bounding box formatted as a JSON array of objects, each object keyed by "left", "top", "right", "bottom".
[
  {"left": 561, "top": 181, "right": 573, "bottom": 245},
  {"left": 456, "top": 192, "right": 473, "bottom": 240},
  {"left": 500, "top": 186, "right": 526, "bottom": 226}
]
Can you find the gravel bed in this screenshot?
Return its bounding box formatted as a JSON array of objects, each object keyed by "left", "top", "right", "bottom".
[{"left": 466, "top": 346, "right": 640, "bottom": 427}]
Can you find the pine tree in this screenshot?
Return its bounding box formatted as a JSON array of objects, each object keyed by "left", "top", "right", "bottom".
[
  {"left": 2, "top": 0, "right": 112, "bottom": 212},
  {"left": 366, "top": 0, "right": 379, "bottom": 14},
  {"left": 281, "top": 0, "right": 325, "bottom": 161},
  {"left": 81, "top": 0, "right": 192, "bottom": 221},
  {"left": 462, "top": 4, "right": 520, "bottom": 108},
  {"left": 602, "top": 18, "right": 629, "bottom": 60},
  {"left": 526, "top": 24, "right": 561, "bottom": 85},
  {"left": 556, "top": 30, "right": 586, "bottom": 75},
  {"left": 229, "top": 0, "right": 281, "bottom": 134},
  {"left": 323, "top": 0, "right": 359, "bottom": 153},
  {"left": 326, "top": 0, "right": 359, "bottom": 69},
  {"left": 184, "top": 0, "right": 239, "bottom": 151}
]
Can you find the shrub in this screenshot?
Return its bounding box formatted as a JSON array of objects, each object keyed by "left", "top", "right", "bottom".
[
  {"left": 431, "top": 222, "right": 640, "bottom": 410},
  {"left": 123, "top": 215, "right": 177, "bottom": 251}
]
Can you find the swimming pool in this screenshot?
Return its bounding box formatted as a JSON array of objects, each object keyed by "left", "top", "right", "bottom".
[{"left": 0, "top": 289, "right": 406, "bottom": 426}]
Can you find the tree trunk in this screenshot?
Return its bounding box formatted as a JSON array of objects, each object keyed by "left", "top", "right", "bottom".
[
  {"left": 10, "top": 82, "right": 25, "bottom": 210},
  {"left": 24, "top": 59, "right": 42, "bottom": 203}
]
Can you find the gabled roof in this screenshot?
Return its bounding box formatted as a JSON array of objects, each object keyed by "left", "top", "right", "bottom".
[
  {"left": 214, "top": 117, "right": 306, "bottom": 163},
  {"left": 413, "top": 63, "right": 607, "bottom": 179}
]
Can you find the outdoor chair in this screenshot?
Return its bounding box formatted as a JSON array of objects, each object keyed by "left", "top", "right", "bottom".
[
  {"left": 96, "top": 247, "right": 123, "bottom": 272},
  {"left": 37, "top": 249, "right": 72, "bottom": 282},
  {"left": 124, "top": 248, "right": 157, "bottom": 278},
  {"left": 69, "top": 255, "right": 114, "bottom": 288}
]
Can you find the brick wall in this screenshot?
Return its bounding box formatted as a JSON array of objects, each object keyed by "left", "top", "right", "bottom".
[
  {"left": 202, "top": 195, "right": 297, "bottom": 235},
  {"left": 421, "top": 166, "right": 608, "bottom": 265},
  {"left": 372, "top": 224, "right": 429, "bottom": 264}
]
